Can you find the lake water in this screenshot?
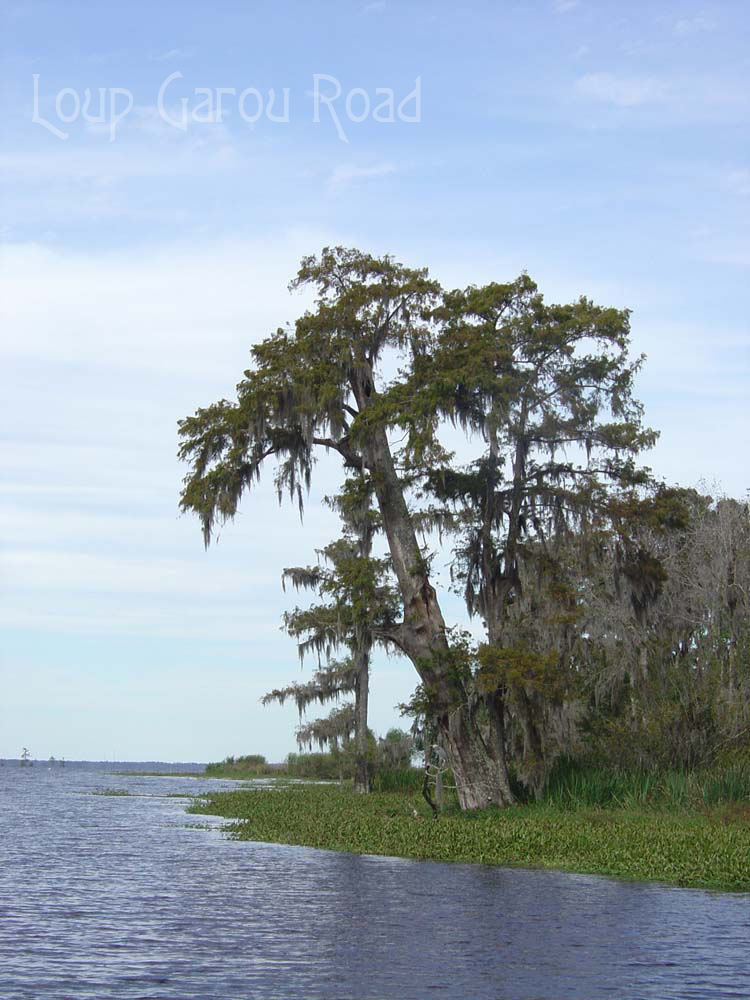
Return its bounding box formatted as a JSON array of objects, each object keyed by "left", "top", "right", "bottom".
[{"left": 1, "top": 761, "right": 748, "bottom": 999}]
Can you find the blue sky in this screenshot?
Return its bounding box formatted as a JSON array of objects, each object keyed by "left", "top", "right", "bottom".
[{"left": 1, "top": 0, "right": 748, "bottom": 761}]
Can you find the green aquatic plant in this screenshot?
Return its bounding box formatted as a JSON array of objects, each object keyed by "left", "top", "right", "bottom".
[{"left": 187, "top": 782, "right": 750, "bottom": 891}]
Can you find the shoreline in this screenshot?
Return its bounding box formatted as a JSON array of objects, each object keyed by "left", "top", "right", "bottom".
[{"left": 188, "top": 783, "right": 750, "bottom": 893}]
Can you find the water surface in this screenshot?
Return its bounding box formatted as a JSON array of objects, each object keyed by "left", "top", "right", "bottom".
[{"left": 1, "top": 762, "right": 748, "bottom": 999}]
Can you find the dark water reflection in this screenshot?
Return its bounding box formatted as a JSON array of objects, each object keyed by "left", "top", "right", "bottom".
[{"left": 1, "top": 763, "right": 748, "bottom": 999}]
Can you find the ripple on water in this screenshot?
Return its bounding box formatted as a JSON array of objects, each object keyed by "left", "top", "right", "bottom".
[{"left": 1, "top": 764, "right": 749, "bottom": 1000}]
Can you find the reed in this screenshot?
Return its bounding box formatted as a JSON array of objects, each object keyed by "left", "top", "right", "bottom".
[{"left": 541, "top": 758, "right": 750, "bottom": 811}]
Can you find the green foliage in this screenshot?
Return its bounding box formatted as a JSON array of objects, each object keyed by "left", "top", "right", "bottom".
[
  {"left": 262, "top": 662, "right": 358, "bottom": 717},
  {"left": 282, "top": 500, "right": 400, "bottom": 661},
  {"left": 370, "top": 767, "right": 424, "bottom": 793},
  {"left": 295, "top": 703, "right": 356, "bottom": 751},
  {"left": 188, "top": 783, "right": 750, "bottom": 891},
  {"left": 178, "top": 247, "right": 440, "bottom": 542},
  {"left": 285, "top": 727, "right": 417, "bottom": 783},
  {"left": 204, "top": 754, "right": 273, "bottom": 777},
  {"left": 541, "top": 756, "right": 750, "bottom": 811},
  {"left": 266, "top": 471, "right": 402, "bottom": 796},
  {"left": 476, "top": 643, "right": 564, "bottom": 698},
  {"left": 285, "top": 751, "right": 348, "bottom": 780},
  {"left": 378, "top": 728, "right": 414, "bottom": 769}
]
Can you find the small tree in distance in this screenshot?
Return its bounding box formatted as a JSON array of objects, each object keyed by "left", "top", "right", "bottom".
[{"left": 264, "top": 474, "right": 400, "bottom": 793}]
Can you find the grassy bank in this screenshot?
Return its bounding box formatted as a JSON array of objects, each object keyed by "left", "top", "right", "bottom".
[{"left": 188, "top": 783, "right": 750, "bottom": 892}]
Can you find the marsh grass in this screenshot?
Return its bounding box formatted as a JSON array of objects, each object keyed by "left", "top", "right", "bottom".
[
  {"left": 370, "top": 767, "right": 424, "bottom": 793},
  {"left": 541, "top": 758, "right": 750, "bottom": 811}
]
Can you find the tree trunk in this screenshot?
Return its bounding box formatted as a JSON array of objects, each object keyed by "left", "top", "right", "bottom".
[
  {"left": 484, "top": 688, "right": 508, "bottom": 766},
  {"left": 639, "top": 644, "right": 648, "bottom": 685},
  {"left": 441, "top": 702, "right": 515, "bottom": 809},
  {"left": 482, "top": 620, "right": 518, "bottom": 804},
  {"left": 353, "top": 640, "right": 371, "bottom": 794},
  {"left": 361, "top": 420, "right": 514, "bottom": 808}
]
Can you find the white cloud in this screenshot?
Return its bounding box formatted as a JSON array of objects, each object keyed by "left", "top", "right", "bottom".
[
  {"left": 150, "top": 47, "right": 193, "bottom": 61},
  {"left": 565, "top": 71, "right": 750, "bottom": 126},
  {"left": 3, "top": 548, "right": 274, "bottom": 599},
  {"left": 0, "top": 129, "right": 240, "bottom": 183},
  {"left": 632, "top": 321, "right": 749, "bottom": 396},
  {"left": 0, "top": 603, "right": 282, "bottom": 642},
  {"left": 726, "top": 170, "right": 750, "bottom": 197},
  {"left": 87, "top": 52, "right": 118, "bottom": 64},
  {"left": 328, "top": 161, "right": 397, "bottom": 190},
  {"left": 553, "top": 0, "right": 581, "bottom": 11},
  {"left": 575, "top": 73, "right": 669, "bottom": 107},
  {"left": 674, "top": 13, "right": 717, "bottom": 36},
  {"left": 691, "top": 240, "right": 750, "bottom": 269},
  {"left": 0, "top": 236, "right": 324, "bottom": 377},
  {"left": 362, "top": 1, "right": 386, "bottom": 12},
  {"left": 0, "top": 235, "right": 354, "bottom": 648}
]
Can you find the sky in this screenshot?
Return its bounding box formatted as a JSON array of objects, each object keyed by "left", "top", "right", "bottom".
[{"left": 1, "top": 0, "right": 748, "bottom": 762}]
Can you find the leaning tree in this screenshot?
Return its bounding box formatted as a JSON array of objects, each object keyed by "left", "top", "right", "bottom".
[
  {"left": 179, "top": 247, "right": 521, "bottom": 808},
  {"left": 178, "top": 248, "right": 658, "bottom": 809}
]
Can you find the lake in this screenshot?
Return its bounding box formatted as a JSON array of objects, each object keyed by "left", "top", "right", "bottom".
[{"left": 1, "top": 761, "right": 748, "bottom": 999}]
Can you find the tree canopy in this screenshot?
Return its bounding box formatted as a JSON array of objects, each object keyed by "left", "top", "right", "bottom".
[{"left": 179, "top": 247, "right": 748, "bottom": 808}]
